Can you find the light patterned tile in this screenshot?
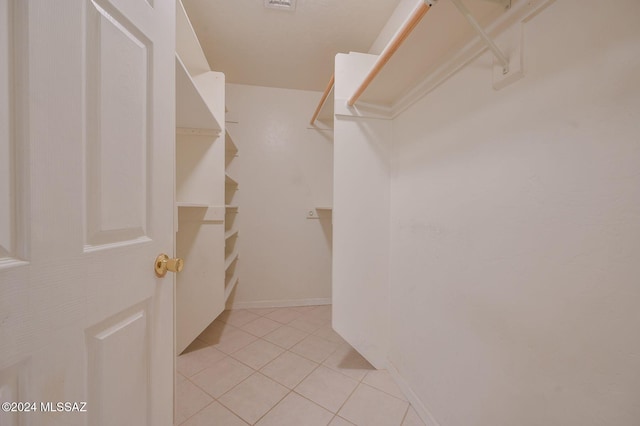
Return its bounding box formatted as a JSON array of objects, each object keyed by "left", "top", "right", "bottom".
[
  {"left": 175, "top": 374, "right": 214, "bottom": 425},
  {"left": 263, "top": 325, "right": 308, "bottom": 349},
  {"left": 313, "top": 324, "right": 347, "bottom": 344},
  {"left": 265, "top": 307, "right": 305, "bottom": 324},
  {"left": 239, "top": 316, "right": 282, "bottom": 337},
  {"left": 217, "top": 309, "right": 261, "bottom": 327},
  {"left": 323, "top": 347, "right": 374, "bottom": 381},
  {"left": 256, "top": 392, "right": 334, "bottom": 426},
  {"left": 177, "top": 339, "right": 227, "bottom": 378},
  {"left": 245, "top": 307, "right": 279, "bottom": 316},
  {"left": 311, "top": 305, "right": 332, "bottom": 315},
  {"left": 290, "top": 305, "right": 321, "bottom": 313},
  {"left": 294, "top": 366, "right": 359, "bottom": 413},
  {"left": 288, "top": 317, "right": 323, "bottom": 333},
  {"left": 303, "top": 308, "right": 332, "bottom": 324},
  {"left": 197, "top": 320, "right": 232, "bottom": 343},
  {"left": 260, "top": 351, "right": 318, "bottom": 389},
  {"left": 181, "top": 401, "right": 248, "bottom": 426},
  {"left": 329, "top": 416, "right": 355, "bottom": 426},
  {"left": 291, "top": 335, "right": 339, "bottom": 363},
  {"left": 297, "top": 312, "right": 330, "bottom": 327},
  {"left": 190, "top": 357, "right": 253, "bottom": 398},
  {"left": 230, "top": 339, "right": 284, "bottom": 370},
  {"left": 199, "top": 322, "right": 257, "bottom": 354},
  {"left": 402, "top": 406, "right": 426, "bottom": 426},
  {"left": 218, "top": 373, "right": 289, "bottom": 425},
  {"left": 362, "top": 370, "right": 407, "bottom": 401},
  {"left": 338, "top": 384, "right": 409, "bottom": 426}
]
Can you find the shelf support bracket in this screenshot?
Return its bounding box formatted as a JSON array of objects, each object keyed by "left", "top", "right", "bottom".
[
  {"left": 450, "top": 0, "right": 510, "bottom": 74},
  {"left": 483, "top": 0, "right": 511, "bottom": 9}
]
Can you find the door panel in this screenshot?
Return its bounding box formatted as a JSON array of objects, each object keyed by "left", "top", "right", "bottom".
[
  {"left": 86, "top": 301, "right": 151, "bottom": 426},
  {"left": 86, "top": 0, "right": 151, "bottom": 247},
  {"left": 0, "top": 1, "right": 175, "bottom": 426},
  {"left": 0, "top": 0, "right": 24, "bottom": 265},
  {"left": 0, "top": 0, "right": 12, "bottom": 259}
]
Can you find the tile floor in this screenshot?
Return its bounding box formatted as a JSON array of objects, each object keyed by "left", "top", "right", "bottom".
[{"left": 175, "top": 305, "right": 425, "bottom": 426}]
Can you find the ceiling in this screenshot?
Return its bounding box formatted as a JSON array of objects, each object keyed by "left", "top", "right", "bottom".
[{"left": 181, "top": 0, "right": 402, "bottom": 92}]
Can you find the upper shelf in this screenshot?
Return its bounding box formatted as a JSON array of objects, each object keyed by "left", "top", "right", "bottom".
[
  {"left": 353, "top": 0, "right": 509, "bottom": 108},
  {"left": 176, "top": 56, "right": 221, "bottom": 131},
  {"left": 176, "top": 0, "right": 210, "bottom": 76}
]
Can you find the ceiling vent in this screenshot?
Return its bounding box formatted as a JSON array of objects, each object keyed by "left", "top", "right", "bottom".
[{"left": 264, "top": 0, "right": 296, "bottom": 11}]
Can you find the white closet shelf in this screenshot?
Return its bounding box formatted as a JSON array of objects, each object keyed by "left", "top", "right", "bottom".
[
  {"left": 176, "top": 0, "right": 210, "bottom": 76},
  {"left": 316, "top": 207, "right": 333, "bottom": 211},
  {"left": 225, "top": 174, "right": 239, "bottom": 187},
  {"left": 225, "top": 228, "right": 239, "bottom": 240},
  {"left": 176, "top": 127, "right": 219, "bottom": 137},
  {"left": 176, "top": 55, "right": 221, "bottom": 131},
  {"left": 350, "top": 0, "right": 507, "bottom": 108},
  {"left": 225, "top": 205, "right": 239, "bottom": 212},
  {"left": 177, "top": 202, "right": 210, "bottom": 208},
  {"left": 225, "top": 131, "right": 238, "bottom": 153},
  {"left": 224, "top": 272, "right": 239, "bottom": 302},
  {"left": 225, "top": 250, "right": 239, "bottom": 271}
]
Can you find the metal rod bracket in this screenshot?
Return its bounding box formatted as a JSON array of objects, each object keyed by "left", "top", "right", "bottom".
[{"left": 482, "top": 0, "right": 511, "bottom": 9}]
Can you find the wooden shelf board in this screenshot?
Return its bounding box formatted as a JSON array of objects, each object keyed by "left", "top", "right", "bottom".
[
  {"left": 224, "top": 272, "right": 239, "bottom": 302},
  {"left": 176, "top": 0, "right": 210, "bottom": 76},
  {"left": 225, "top": 228, "right": 239, "bottom": 240},
  {"left": 176, "top": 127, "right": 219, "bottom": 137},
  {"left": 225, "top": 174, "right": 239, "bottom": 187},
  {"left": 176, "top": 202, "right": 210, "bottom": 208},
  {"left": 225, "top": 250, "right": 239, "bottom": 271},
  {"left": 225, "top": 130, "right": 238, "bottom": 153},
  {"left": 176, "top": 56, "right": 221, "bottom": 131}
]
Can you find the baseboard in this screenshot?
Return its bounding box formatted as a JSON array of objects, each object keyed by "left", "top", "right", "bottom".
[
  {"left": 386, "top": 360, "right": 441, "bottom": 426},
  {"left": 228, "top": 298, "right": 332, "bottom": 310}
]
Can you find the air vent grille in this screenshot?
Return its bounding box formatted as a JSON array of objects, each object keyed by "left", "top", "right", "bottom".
[{"left": 264, "top": 0, "right": 296, "bottom": 11}]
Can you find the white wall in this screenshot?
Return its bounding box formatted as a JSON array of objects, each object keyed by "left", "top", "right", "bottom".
[
  {"left": 225, "top": 84, "right": 333, "bottom": 308},
  {"left": 389, "top": 1, "right": 640, "bottom": 425},
  {"left": 331, "top": 52, "right": 393, "bottom": 368}
]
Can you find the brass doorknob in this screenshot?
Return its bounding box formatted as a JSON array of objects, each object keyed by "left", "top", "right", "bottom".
[{"left": 155, "top": 254, "right": 184, "bottom": 277}]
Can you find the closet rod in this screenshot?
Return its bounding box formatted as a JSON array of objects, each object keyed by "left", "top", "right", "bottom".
[
  {"left": 346, "top": 0, "right": 435, "bottom": 107},
  {"left": 310, "top": 74, "right": 335, "bottom": 125}
]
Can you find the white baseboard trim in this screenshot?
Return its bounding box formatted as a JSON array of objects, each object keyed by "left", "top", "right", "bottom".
[
  {"left": 386, "top": 360, "right": 441, "bottom": 426},
  {"left": 228, "top": 298, "right": 332, "bottom": 310}
]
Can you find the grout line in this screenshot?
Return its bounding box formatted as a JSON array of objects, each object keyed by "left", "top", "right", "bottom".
[
  {"left": 332, "top": 376, "right": 361, "bottom": 418},
  {"left": 177, "top": 400, "right": 216, "bottom": 426},
  {"left": 361, "top": 377, "right": 410, "bottom": 403},
  {"left": 252, "top": 388, "right": 293, "bottom": 425},
  {"left": 289, "top": 355, "right": 322, "bottom": 389},
  {"left": 290, "top": 389, "right": 341, "bottom": 417},
  {"left": 330, "top": 414, "right": 356, "bottom": 425},
  {"left": 258, "top": 349, "right": 320, "bottom": 389},
  {"left": 399, "top": 403, "right": 411, "bottom": 426},
  {"left": 213, "top": 372, "right": 270, "bottom": 423}
]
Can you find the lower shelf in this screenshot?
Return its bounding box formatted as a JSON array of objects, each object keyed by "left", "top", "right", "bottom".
[
  {"left": 224, "top": 272, "right": 239, "bottom": 302},
  {"left": 225, "top": 250, "right": 239, "bottom": 271}
]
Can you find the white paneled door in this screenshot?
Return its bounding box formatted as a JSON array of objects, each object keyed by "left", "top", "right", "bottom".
[{"left": 0, "top": 1, "right": 175, "bottom": 426}]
